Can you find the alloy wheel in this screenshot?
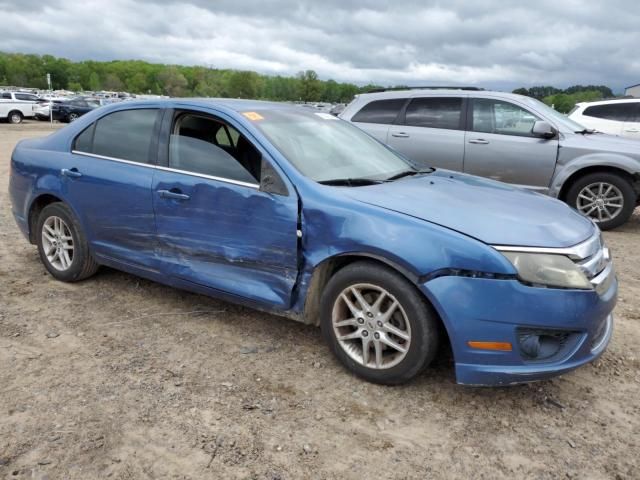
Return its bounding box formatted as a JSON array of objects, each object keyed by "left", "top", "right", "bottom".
[
  {"left": 69, "top": 113, "right": 79, "bottom": 122},
  {"left": 576, "top": 182, "right": 624, "bottom": 223},
  {"left": 332, "top": 283, "right": 411, "bottom": 369},
  {"left": 41, "top": 216, "right": 74, "bottom": 271}
]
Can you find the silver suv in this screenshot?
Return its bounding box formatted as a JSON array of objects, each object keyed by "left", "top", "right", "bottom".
[{"left": 340, "top": 88, "right": 640, "bottom": 230}]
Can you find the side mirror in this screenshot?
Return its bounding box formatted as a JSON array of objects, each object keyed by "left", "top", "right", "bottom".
[{"left": 532, "top": 121, "right": 557, "bottom": 139}]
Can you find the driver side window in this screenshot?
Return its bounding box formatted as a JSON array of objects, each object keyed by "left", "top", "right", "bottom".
[
  {"left": 169, "top": 113, "right": 262, "bottom": 184},
  {"left": 471, "top": 99, "right": 541, "bottom": 137}
]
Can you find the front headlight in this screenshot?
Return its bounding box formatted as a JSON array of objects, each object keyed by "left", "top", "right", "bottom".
[{"left": 502, "top": 252, "right": 592, "bottom": 290}]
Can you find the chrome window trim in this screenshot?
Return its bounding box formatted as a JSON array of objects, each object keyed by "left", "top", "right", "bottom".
[
  {"left": 493, "top": 231, "right": 601, "bottom": 261},
  {"left": 72, "top": 150, "right": 154, "bottom": 169},
  {"left": 155, "top": 165, "right": 259, "bottom": 189},
  {"left": 71, "top": 150, "right": 260, "bottom": 190}
]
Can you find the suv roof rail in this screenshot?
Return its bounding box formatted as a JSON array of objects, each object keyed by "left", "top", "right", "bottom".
[{"left": 365, "top": 86, "right": 485, "bottom": 93}]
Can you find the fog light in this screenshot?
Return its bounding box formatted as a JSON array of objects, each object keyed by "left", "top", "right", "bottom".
[{"left": 518, "top": 330, "right": 570, "bottom": 361}]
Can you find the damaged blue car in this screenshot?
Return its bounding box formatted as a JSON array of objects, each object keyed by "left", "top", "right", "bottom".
[{"left": 9, "top": 99, "right": 616, "bottom": 385}]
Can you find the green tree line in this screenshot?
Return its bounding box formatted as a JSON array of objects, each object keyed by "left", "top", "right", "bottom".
[
  {"left": 0, "top": 52, "right": 375, "bottom": 103},
  {"left": 512, "top": 85, "right": 615, "bottom": 113}
]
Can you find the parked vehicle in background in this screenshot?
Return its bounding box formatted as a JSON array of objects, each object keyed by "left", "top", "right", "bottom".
[
  {"left": 34, "top": 99, "right": 64, "bottom": 120},
  {"left": 0, "top": 91, "right": 38, "bottom": 123},
  {"left": 1, "top": 91, "right": 40, "bottom": 102},
  {"left": 569, "top": 99, "right": 640, "bottom": 139},
  {"left": 341, "top": 89, "right": 640, "bottom": 230},
  {"left": 53, "top": 97, "right": 102, "bottom": 122},
  {"left": 9, "top": 99, "right": 616, "bottom": 386}
]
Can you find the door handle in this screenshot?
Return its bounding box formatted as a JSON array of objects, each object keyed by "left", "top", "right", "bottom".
[
  {"left": 468, "top": 139, "right": 490, "bottom": 144},
  {"left": 61, "top": 168, "right": 82, "bottom": 178},
  {"left": 624, "top": 128, "right": 639, "bottom": 133},
  {"left": 391, "top": 132, "right": 410, "bottom": 138},
  {"left": 158, "top": 189, "right": 190, "bottom": 201}
]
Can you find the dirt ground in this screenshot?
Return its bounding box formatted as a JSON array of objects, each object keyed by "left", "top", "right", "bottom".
[{"left": 1, "top": 121, "right": 639, "bottom": 480}]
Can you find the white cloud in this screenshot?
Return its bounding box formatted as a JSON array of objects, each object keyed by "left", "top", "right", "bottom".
[{"left": 1, "top": 0, "right": 639, "bottom": 90}]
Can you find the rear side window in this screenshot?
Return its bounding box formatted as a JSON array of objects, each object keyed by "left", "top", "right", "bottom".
[
  {"left": 404, "top": 97, "right": 463, "bottom": 129},
  {"left": 73, "top": 109, "right": 158, "bottom": 163},
  {"left": 583, "top": 104, "right": 634, "bottom": 121},
  {"left": 351, "top": 99, "right": 406, "bottom": 124},
  {"left": 15, "top": 93, "right": 37, "bottom": 101},
  {"left": 1, "top": 92, "right": 11, "bottom": 99},
  {"left": 74, "top": 124, "right": 95, "bottom": 152},
  {"left": 91, "top": 109, "right": 158, "bottom": 163}
]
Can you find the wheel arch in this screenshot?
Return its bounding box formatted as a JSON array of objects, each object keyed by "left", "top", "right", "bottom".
[
  {"left": 302, "top": 253, "right": 433, "bottom": 325},
  {"left": 555, "top": 164, "right": 640, "bottom": 201},
  {"left": 27, "top": 193, "right": 65, "bottom": 244}
]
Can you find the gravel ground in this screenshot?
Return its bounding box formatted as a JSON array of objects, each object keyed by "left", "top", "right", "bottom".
[{"left": 1, "top": 121, "right": 639, "bottom": 480}]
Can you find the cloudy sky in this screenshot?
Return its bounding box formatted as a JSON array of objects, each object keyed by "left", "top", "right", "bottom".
[{"left": 2, "top": 0, "right": 639, "bottom": 91}]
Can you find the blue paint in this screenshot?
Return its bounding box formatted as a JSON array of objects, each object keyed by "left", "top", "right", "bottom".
[{"left": 9, "top": 99, "right": 617, "bottom": 386}]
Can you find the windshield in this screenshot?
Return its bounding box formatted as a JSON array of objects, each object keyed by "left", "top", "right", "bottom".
[
  {"left": 250, "top": 109, "right": 413, "bottom": 182},
  {"left": 520, "top": 96, "right": 587, "bottom": 132}
]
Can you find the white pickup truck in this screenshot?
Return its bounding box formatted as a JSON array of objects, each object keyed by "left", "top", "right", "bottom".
[{"left": 0, "top": 91, "right": 39, "bottom": 123}]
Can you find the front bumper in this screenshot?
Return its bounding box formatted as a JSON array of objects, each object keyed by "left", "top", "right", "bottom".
[{"left": 421, "top": 272, "right": 617, "bottom": 386}]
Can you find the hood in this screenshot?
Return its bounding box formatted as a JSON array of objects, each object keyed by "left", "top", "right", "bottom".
[
  {"left": 562, "top": 131, "right": 640, "bottom": 156},
  {"left": 344, "top": 170, "right": 595, "bottom": 248}
]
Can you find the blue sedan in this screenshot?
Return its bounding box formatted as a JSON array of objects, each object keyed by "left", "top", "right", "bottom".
[{"left": 9, "top": 99, "right": 616, "bottom": 385}]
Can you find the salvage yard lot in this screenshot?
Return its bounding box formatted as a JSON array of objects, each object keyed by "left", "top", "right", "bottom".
[{"left": 1, "top": 122, "right": 639, "bottom": 479}]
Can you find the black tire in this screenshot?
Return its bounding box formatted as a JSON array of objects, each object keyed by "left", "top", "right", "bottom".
[
  {"left": 8, "top": 110, "right": 23, "bottom": 124},
  {"left": 565, "top": 172, "right": 636, "bottom": 230},
  {"left": 36, "top": 202, "right": 99, "bottom": 282},
  {"left": 320, "top": 261, "right": 439, "bottom": 385},
  {"left": 68, "top": 112, "right": 79, "bottom": 122}
]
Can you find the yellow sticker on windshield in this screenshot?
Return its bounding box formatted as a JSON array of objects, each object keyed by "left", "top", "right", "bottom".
[{"left": 242, "top": 111, "right": 264, "bottom": 121}]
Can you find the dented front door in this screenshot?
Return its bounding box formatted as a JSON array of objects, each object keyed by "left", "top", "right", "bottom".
[{"left": 152, "top": 169, "right": 300, "bottom": 308}]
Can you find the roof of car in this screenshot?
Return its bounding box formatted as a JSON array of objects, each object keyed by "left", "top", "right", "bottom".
[
  {"left": 353, "top": 89, "right": 528, "bottom": 101},
  {"left": 123, "top": 98, "right": 300, "bottom": 112},
  {"left": 575, "top": 98, "right": 640, "bottom": 107}
]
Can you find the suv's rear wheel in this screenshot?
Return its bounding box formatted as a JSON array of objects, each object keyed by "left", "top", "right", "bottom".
[
  {"left": 8, "top": 110, "right": 23, "bottom": 124},
  {"left": 320, "top": 261, "right": 439, "bottom": 385},
  {"left": 566, "top": 172, "right": 636, "bottom": 230}
]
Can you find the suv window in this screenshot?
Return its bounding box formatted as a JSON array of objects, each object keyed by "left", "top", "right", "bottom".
[
  {"left": 83, "top": 109, "right": 159, "bottom": 163},
  {"left": 169, "top": 113, "right": 261, "bottom": 184},
  {"left": 404, "top": 97, "right": 463, "bottom": 129},
  {"left": 583, "top": 103, "right": 635, "bottom": 121},
  {"left": 1, "top": 92, "right": 11, "bottom": 99},
  {"left": 351, "top": 99, "right": 406, "bottom": 124},
  {"left": 15, "top": 93, "right": 37, "bottom": 101},
  {"left": 471, "top": 99, "right": 540, "bottom": 136}
]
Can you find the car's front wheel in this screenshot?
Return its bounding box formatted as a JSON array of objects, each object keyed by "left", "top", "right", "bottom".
[
  {"left": 566, "top": 172, "right": 636, "bottom": 230},
  {"left": 68, "top": 112, "right": 79, "bottom": 122},
  {"left": 320, "top": 261, "right": 439, "bottom": 385},
  {"left": 36, "top": 202, "right": 99, "bottom": 282}
]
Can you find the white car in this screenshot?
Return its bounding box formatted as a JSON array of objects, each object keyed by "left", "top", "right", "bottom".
[
  {"left": 569, "top": 99, "right": 640, "bottom": 139},
  {"left": 0, "top": 91, "right": 39, "bottom": 123}
]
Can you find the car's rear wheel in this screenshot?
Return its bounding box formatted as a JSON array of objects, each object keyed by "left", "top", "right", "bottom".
[
  {"left": 8, "top": 110, "right": 23, "bottom": 124},
  {"left": 68, "top": 112, "right": 79, "bottom": 122},
  {"left": 36, "top": 203, "right": 99, "bottom": 282},
  {"left": 320, "top": 261, "right": 439, "bottom": 385},
  {"left": 566, "top": 172, "right": 636, "bottom": 230}
]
